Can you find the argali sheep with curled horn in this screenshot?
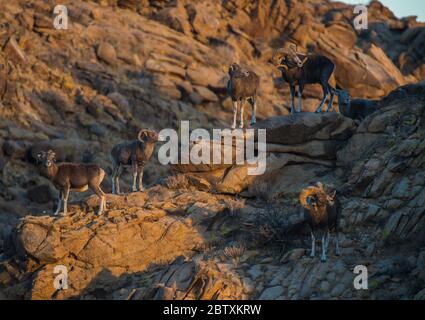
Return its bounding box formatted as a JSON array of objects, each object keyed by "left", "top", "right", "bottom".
[
  {"left": 299, "top": 182, "right": 341, "bottom": 262},
  {"left": 272, "top": 44, "right": 336, "bottom": 114},
  {"left": 226, "top": 63, "right": 260, "bottom": 129},
  {"left": 37, "top": 150, "right": 106, "bottom": 216},
  {"left": 110, "top": 129, "right": 164, "bottom": 194}
]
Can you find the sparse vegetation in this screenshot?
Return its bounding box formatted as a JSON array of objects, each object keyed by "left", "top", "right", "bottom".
[
  {"left": 251, "top": 205, "right": 289, "bottom": 245},
  {"left": 223, "top": 244, "right": 246, "bottom": 267},
  {"left": 165, "top": 174, "right": 190, "bottom": 190}
]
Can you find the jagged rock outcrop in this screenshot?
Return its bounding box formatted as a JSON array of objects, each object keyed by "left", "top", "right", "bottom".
[
  {"left": 171, "top": 113, "right": 355, "bottom": 197},
  {"left": 1, "top": 0, "right": 425, "bottom": 300}
]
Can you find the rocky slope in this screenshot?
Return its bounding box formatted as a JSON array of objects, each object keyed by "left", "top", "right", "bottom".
[{"left": 1, "top": 0, "right": 425, "bottom": 300}]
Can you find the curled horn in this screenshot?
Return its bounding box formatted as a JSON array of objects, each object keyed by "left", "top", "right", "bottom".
[
  {"left": 47, "top": 149, "right": 56, "bottom": 159},
  {"left": 138, "top": 129, "right": 150, "bottom": 142},
  {"left": 271, "top": 48, "right": 288, "bottom": 66},
  {"left": 288, "top": 44, "right": 307, "bottom": 67}
]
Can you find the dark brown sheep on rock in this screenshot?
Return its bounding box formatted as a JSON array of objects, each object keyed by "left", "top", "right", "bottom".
[
  {"left": 273, "top": 44, "right": 336, "bottom": 114},
  {"left": 300, "top": 182, "right": 341, "bottom": 262},
  {"left": 110, "top": 129, "right": 163, "bottom": 194},
  {"left": 226, "top": 63, "right": 260, "bottom": 129}
]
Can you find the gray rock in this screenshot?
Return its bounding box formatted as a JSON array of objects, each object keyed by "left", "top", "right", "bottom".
[
  {"left": 330, "top": 283, "right": 346, "bottom": 297},
  {"left": 320, "top": 281, "right": 331, "bottom": 292},
  {"left": 259, "top": 286, "right": 284, "bottom": 300},
  {"left": 247, "top": 265, "right": 263, "bottom": 280}
]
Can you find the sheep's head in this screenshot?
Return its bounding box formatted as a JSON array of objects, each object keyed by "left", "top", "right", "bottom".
[
  {"left": 138, "top": 129, "right": 166, "bottom": 143},
  {"left": 300, "top": 182, "right": 337, "bottom": 209},
  {"left": 37, "top": 149, "right": 56, "bottom": 168},
  {"left": 337, "top": 89, "right": 351, "bottom": 105},
  {"left": 272, "top": 44, "right": 307, "bottom": 69},
  {"left": 228, "top": 63, "right": 241, "bottom": 77}
]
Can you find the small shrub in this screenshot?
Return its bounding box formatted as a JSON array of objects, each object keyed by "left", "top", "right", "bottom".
[
  {"left": 223, "top": 244, "right": 246, "bottom": 267},
  {"left": 165, "top": 174, "right": 190, "bottom": 190}
]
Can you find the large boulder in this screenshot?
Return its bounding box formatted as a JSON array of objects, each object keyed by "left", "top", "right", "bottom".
[
  {"left": 171, "top": 113, "right": 355, "bottom": 197},
  {"left": 253, "top": 113, "right": 356, "bottom": 145}
]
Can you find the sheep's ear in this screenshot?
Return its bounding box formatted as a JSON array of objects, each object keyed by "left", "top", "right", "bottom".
[
  {"left": 329, "top": 190, "right": 337, "bottom": 200},
  {"left": 316, "top": 182, "right": 324, "bottom": 190}
]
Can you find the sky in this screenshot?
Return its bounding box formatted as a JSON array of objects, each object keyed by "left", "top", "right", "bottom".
[{"left": 336, "top": 0, "right": 425, "bottom": 22}]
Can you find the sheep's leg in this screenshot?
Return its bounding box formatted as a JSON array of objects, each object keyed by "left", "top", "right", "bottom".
[
  {"left": 327, "top": 86, "right": 335, "bottom": 112},
  {"left": 111, "top": 165, "right": 118, "bottom": 194},
  {"left": 325, "top": 230, "right": 330, "bottom": 252},
  {"left": 335, "top": 229, "right": 341, "bottom": 256},
  {"left": 250, "top": 97, "right": 257, "bottom": 126},
  {"left": 239, "top": 99, "right": 244, "bottom": 129},
  {"left": 320, "top": 233, "right": 327, "bottom": 262},
  {"left": 315, "top": 84, "right": 329, "bottom": 113},
  {"left": 290, "top": 85, "right": 296, "bottom": 114},
  {"left": 297, "top": 85, "right": 304, "bottom": 113},
  {"left": 91, "top": 184, "right": 106, "bottom": 215},
  {"left": 231, "top": 100, "right": 238, "bottom": 129},
  {"left": 115, "top": 165, "right": 123, "bottom": 194},
  {"left": 62, "top": 184, "right": 70, "bottom": 216},
  {"left": 131, "top": 162, "right": 138, "bottom": 192},
  {"left": 137, "top": 166, "right": 144, "bottom": 192},
  {"left": 54, "top": 190, "right": 62, "bottom": 216},
  {"left": 310, "top": 231, "right": 316, "bottom": 257}
]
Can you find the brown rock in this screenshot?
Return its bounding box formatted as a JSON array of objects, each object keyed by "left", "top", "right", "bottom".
[
  {"left": 96, "top": 42, "right": 118, "bottom": 65},
  {"left": 4, "top": 36, "right": 27, "bottom": 65}
]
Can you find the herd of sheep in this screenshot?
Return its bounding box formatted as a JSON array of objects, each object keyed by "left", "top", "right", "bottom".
[{"left": 34, "top": 44, "right": 381, "bottom": 261}]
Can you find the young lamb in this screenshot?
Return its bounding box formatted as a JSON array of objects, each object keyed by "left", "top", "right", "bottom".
[
  {"left": 336, "top": 88, "right": 379, "bottom": 121},
  {"left": 226, "top": 63, "right": 260, "bottom": 129},
  {"left": 299, "top": 182, "right": 341, "bottom": 262},
  {"left": 37, "top": 150, "right": 106, "bottom": 216},
  {"left": 272, "top": 44, "right": 336, "bottom": 114},
  {"left": 110, "top": 129, "right": 163, "bottom": 194}
]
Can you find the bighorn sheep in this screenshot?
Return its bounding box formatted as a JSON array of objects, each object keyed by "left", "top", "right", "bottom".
[
  {"left": 226, "top": 63, "right": 260, "bottom": 129},
  {"left": 272, "top": 44, "right": 336, "bottom": 114},
  {"left": 300, "top": 182, "right": 341, "bottom": 262},
  {"left": 336, "top": 88, "right": 379, "bottom": 120},
  {"left": 111, "top": 129, "right": 163, "bottom": 194},
  {"left": 37, "top": 150, "right": 106, "bottom": 216}
]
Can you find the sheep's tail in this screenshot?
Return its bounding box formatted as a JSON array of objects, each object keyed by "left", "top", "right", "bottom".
[{"left": 299, "top": 182, "right": 325, "bottom": 209}]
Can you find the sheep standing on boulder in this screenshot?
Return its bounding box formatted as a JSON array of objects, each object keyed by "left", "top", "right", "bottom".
[
  {"left": 110, "top": 129, "right": 163, "bottom": 194},
  {"left": 272, "top": 44, "right": 336, "bottom": 114},
  {"left": 300, "top": 182, "right": 341, "bottom": 262},
  {"left": 226, "top": 63, "right": 260, "bottom": 129},
  {"left": 37, "top": 150, "right": 106, "bottom": 216}
]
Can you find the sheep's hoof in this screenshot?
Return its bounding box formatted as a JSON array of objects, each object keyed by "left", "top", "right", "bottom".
[
  {"left": 335, "top": 250, "right": 341, "bottom": 256},
  {"left": 320, "top": 257, "right": 327, "bottom": 263}
]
